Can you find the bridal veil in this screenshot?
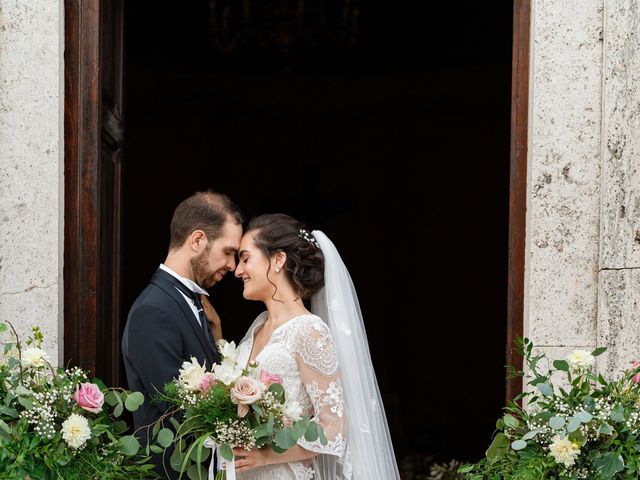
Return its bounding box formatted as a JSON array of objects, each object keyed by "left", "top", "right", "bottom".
[{"left": 310, "top": 231, "right": 400, "bottom": 480}]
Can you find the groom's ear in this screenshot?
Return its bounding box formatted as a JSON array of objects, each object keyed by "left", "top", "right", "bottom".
[{"left": 189, "top": 230, "right": 208, "bottom": 253}]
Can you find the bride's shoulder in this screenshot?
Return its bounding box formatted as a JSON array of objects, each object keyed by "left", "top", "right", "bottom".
[{"left": 289, "top": 313, "right": 330, "bottom": 335}]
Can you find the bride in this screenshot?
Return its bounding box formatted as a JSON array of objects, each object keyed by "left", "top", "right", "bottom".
[{"left": 229, "top": 213, "right": 399, "bottom": 480}]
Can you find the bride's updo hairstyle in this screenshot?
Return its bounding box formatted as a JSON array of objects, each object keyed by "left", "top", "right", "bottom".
[{"left": 246, "top": 213, "right": 324, "bottom": 300}]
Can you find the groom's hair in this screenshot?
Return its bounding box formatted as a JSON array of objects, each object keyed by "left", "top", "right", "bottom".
[{"left": 169, "top": 191, "right": 243, "bottom": 249}]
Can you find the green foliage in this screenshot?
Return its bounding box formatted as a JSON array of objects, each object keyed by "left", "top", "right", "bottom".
[
  {"left": 461, "top": 337, "right": 640, "bottom": 479},
  {"left": 190, "top": 383, "right": 237, "bottom": 429},
  {"left": 148, "top": 343, "right": 329, "bottom": 479},
  {"left": 0, "top": 321, "right": 157, "bottom": 480}
]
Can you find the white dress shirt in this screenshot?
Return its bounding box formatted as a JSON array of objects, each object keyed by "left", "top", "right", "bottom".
[{"left": 159, "top": 264, "right": 209, "bottom": 327}]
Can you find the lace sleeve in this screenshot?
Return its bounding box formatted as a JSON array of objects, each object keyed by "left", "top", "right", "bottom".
[{"left": 293, "top": 317, "right": 347, "bottom": 457}]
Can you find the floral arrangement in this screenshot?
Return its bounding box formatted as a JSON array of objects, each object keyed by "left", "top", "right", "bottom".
[
  {"left": 0, "top": 321, "right": 156, "bottom": 480},
  {"left": 460, "top": 337, "right": 640, "bottom": 479},
  {"left": 148, "top": 339, "right": 327, "bottom": 480}
]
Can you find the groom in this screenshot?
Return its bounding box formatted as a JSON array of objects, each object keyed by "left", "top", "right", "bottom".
[{"left": 122, "top": 190, "right": 243, "bottom": 479}]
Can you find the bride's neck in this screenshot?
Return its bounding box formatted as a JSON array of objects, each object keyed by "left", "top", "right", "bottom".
[{"left": 263, "top": 298, "right": 308, "bottom": 328}]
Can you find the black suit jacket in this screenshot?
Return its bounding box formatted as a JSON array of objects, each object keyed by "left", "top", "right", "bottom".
[{"left": 122, "top": 268, "right": 220, "bottom": 478}]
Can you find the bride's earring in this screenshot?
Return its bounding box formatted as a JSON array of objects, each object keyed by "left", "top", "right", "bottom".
[{"left": 275, "top": 265, "right": 281, "bottom": 273}]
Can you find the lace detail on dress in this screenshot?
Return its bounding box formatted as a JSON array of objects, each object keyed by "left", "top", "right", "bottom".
[
  {"left": 306, "top": 380, "right": 344, "bottom": 419},
  {"left": 291, "top": 319, "right": 339, "bottom": 376},
  {"left": 235, "top": 313, "right": 347, "bottom": 479},
  {"left": 236, "top": 462, "right": 313, "bottom": 480}
]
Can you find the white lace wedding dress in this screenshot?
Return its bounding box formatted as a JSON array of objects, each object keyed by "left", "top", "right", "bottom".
[{"left": 235, "top": 312, "right": 349, "bottom": 480}]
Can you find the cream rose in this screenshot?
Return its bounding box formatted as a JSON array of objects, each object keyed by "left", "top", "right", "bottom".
[
  {"left": 230, "top": 376, "right": 266, "bottom": 417},
  {"left": 566, "top": 350, "right": 594, "bottom": 373},
  {"left": 61, "top": 413, "right": 92, "bottom": 449},
  {"left": 549, "top": 435, "right": 580, "bottom": 467},
  {"left": 179, "top": 357, "right": 207, "bottom": 391},
  {"left": 21, "top": 347, "right": 50, "bottom": 369}
]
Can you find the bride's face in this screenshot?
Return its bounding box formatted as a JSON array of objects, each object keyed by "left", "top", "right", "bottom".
[{"left": 235, "top": 233, "right": 275, "bottom": 301}]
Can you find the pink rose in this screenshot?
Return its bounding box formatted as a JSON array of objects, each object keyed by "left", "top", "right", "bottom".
[
  {"left": 74, "top": 383, "right": 104, "bottom": 413},
  {"left": 632, "top": 361, "right": 640, "bottom": 384},
  {"left": 198, "top": 372, "right": 217, "bottom": 394},
  {"left": 259, "top": 370, "right": 283, "bottom": 387},
  {"left": 230, "top": 376, "right": 266, "bottom": 418}
]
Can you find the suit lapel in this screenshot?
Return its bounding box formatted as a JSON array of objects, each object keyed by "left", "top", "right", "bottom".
[{"left": 150, "top": 269, "right": 216, "bottom": 366}]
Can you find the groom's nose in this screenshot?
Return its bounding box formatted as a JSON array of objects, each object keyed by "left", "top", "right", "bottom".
[{"left": 226, "top": 257, "right": 236, "bottom": 272}]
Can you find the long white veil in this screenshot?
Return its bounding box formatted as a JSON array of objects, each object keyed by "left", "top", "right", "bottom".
[{"left": 310, "top": 231, "right": 400, "bottom": 480}]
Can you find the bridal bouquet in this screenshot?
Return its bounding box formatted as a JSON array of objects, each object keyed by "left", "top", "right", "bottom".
[
  {"left": 0, "top": 321, "right": 156, "bottom": 480},
  {"left": 150, "top": 339, "right": 327, "bottom": 480},
  {"left": 460, "top": 337, "right": 640, "bottom": 479}
]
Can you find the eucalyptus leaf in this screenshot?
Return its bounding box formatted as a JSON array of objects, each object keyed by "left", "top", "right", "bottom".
[
  {"left": 150, "top": 445, "right": 163, "bottom": 454},
  {"left": 591, "top": 347, "right": 607, "bottom": 357},
  {"left": 0, "top": 323, "right": 7, "bottom": 333},
  {"left": 486, "top": 433, "right": 511, "bottom": 461},
  {"left": 275, "top": 428, "right": 297, "bottom": 449},
  {"left": 114, "top": 402, "right": 124, "bottom": 417},
  {"left": 170, "top": 449, "right": 186, "bottom": 472},
  {"left": 503, "top": 414, "right": 519, "bottom": 428},
  {"left": 118, "top": 435, "right": 140, "bottom": 456},
  {"left": 269, "top": 383, "right": 285, "bottom": 403},
  {"left": 0, "top": 405, "right": 18, "bottom": 418},
  {"left": 537, "top": 382, "right": 554, "bottom": 396},
  {"left": 187, "top": 463, "right": 207, "bottom": 480},
  {"left": 594, "top": 452, "right": 624, "bottom": 477},
  {"left": 522, "top": 430, "right": 539, "bottom": 441},
  {"left": 18, "top": 396, "right": 33, "bottom": 410},
  {"left": 553, "top": 360, "right": 570, "bottom": 372},
  {"left": 254, "top": 423, "right": 270, "bottom": 438},
  {"left": 574, "top": 411, "right": 593, "bottom": 423},
  {"left": 0, "top": 418, "right": 12, "bottom": 434},
  {"left": 104, "top": 391, "right": 119, "bottom": 407},
  {"left": 157, "top": 428, "right": 175, "bottom": 448},
  {"left": 219, "top": 443, "right": 233, "bottom": 461},
  {"left": 566, "top": 417, "right": 581, "bottom": 433},
  {"left": 125, "top": 392, "right": 145, "bottom": 412},
  {"left": 549, "top": 416, "right": 566, "bottom": 430},
  {"left": 511, "top": 439, "right": 527, "bottom": 450},
  {"left": 304, "top": 421, "right": 319, "bottom": 442},
  {"left": 599, "top": 423, "right": 614, "bottom": 435},
  {"left": 610, "top": 404, "right": 625, "bottom": 423}
]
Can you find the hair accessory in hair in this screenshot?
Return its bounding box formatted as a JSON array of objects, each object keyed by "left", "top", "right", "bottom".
[{"left": 298, "top": 229, "right": 320, "bottom": 248}]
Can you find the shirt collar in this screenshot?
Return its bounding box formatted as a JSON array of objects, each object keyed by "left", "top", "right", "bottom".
[{"left": 159, "top": 264, "right": 209, "bottom": 296}]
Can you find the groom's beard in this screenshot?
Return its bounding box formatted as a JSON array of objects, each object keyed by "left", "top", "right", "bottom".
[{"left": 191, "top": 248, "right": 217, "bottom": 289}]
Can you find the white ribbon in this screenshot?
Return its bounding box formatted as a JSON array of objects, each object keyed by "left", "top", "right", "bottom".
[{"left": 203, "top": 437, "right": 236, "bottom": 480}]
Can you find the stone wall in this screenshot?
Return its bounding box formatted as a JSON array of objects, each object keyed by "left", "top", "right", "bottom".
[
  {"left": 527, "top": 0, "right": 603, "bottom": 363},
  {"left": 597, "top": 0, "right": 640, "bottom": 377},
  {"left": 528, "top": 0, "right": 640, "bottom": 377},
  {"left": 0, "top": 1, "right": 64, "bottom": 364}
]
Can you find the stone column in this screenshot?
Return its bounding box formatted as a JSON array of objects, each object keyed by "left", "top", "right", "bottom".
[
  {"left": 597, "top": 0, "right": 640, "bottom": 377},
  {"left": 526, "top": 0, "right": 603, "bottom": 361},
  {"left": 0, "top": 1, "right": 64, "bottom": 364}
]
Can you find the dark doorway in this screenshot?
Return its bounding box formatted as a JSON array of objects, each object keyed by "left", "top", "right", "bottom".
[{"left": 122, "top": 0, "right": 513, "bottom": 471}]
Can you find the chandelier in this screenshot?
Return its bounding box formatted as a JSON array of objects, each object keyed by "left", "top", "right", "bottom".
[{"left": 207, "top": 0, "right": 360, "bottom": 56}]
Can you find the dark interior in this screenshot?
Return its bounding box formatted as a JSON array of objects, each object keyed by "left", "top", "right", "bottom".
[{"left": 123, "top": 0, "right": 513, "bottom": 471}]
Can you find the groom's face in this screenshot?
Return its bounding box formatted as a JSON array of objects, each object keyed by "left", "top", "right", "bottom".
[{"left": 191, "top": 220, "right": 242, "bottom": 288}]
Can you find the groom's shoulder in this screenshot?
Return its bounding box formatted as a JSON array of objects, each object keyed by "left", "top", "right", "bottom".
[{"left": 127, "top": 281, "right": 176, "bottom": 317}]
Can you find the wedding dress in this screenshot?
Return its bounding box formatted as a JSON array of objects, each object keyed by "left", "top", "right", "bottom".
[
  {"left": 236, "top": 312, "right": 349, "bottom": 480},
  {"left": 234, "top": 231, "right": 399, "bottom": 479}
]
